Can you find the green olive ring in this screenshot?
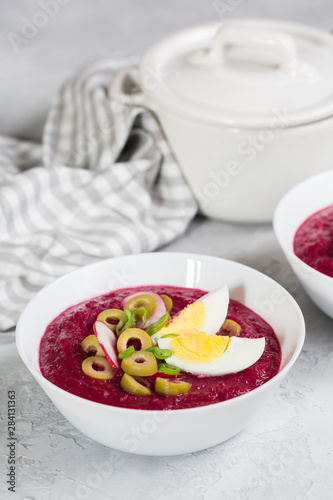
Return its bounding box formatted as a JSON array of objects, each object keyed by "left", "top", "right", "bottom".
[
  {"left": 82, "top": 356, "right": 115, "bottom": 380},
  {"left": 220, "top": 319, "right": 242, "bottom": 337},
  {"left": 121, "top": 350, "right": 157, "bottom": 377},
  {"left": 120, "top": 373, "right": 151, "bottom": 396},
  {"left": 80, "top": 334, "right": 105, "bottom": 357},
  {"left": 123, "top": 294, "right": 156, "bottom": 319},
  {"left": 97, "top": 308, "right": 123, "bottom": 332},
  {"left": 155, "top": 377, "right": 191, "bottom": 396},
  {"left": 160, "top": 294, "right": 173, "bottom": 312},
  {"left": 117, "top": 328, "right": 153, "bottom": 353}
]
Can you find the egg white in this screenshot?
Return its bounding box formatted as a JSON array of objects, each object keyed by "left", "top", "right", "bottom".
[
  {"left": 198, "top": 285, "right": 229, "bottom": 335},
  {"left": 158, "top": 336, "right": 265, "bottom": 376},
  {"left": 153, "top": 285, "right": 230, "bottom": 344}
]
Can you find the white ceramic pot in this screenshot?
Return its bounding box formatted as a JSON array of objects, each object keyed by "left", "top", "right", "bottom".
[{"left": 109, "top": 19, "right": 333, "bottom": 223}]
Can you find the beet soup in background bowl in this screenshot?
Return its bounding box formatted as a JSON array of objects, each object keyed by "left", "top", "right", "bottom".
[
  {"left": 16, "top": 253, "right": 305, "bottom": 455},
  {"left": 274, "top": 170, "right": 333, "bottom": 319}
]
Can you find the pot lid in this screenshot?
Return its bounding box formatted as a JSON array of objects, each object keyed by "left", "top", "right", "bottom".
[{"left": 139, "top": 19, "right": 333, "bottom": 128}]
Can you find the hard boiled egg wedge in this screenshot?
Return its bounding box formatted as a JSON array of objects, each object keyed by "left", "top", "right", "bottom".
[
  {"left": 158, "top": 332, "right": 265, "bottom": 376},
  {"left": 153, "top": 286, "right": 229, "bottom": 342}
]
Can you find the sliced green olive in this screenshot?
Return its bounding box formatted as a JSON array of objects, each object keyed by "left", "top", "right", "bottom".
[
  {"left": 145, "top": 312, "right": 169, "bottom": 336},
  {"left": 220, "top": 319, "right": 242, "bottom": 337},
  {"left": 118, "top": 345, "right": 135, "bottom": 359},
  {"left": 160, "top": 294, "right": 173, "bottom": 312},
  {"left": 120, "top": 373, "right": 151, "bottom": 396},
  {"left": 155, "top": 377, "right": 191, "bottom": 396},
  {"left": 157, "top": 363, "right": 181, "bottom": 376},
  {"left": 146, "top": 346, "right": 172, "bottom": 360},
  {"left": 121, "top": 350, "right": 157, "bottom": 377},
  {"left": 80, "top": 335, "right": 105, "bottom": 357},
  {"left": 82, "top": 356, "right": 114, "bottom": 380},
  {"left": 117, "top": 328, "right": 153, "bottom": 353},
  {"left": 116, "top": 308, "right": 133, "bottom": 336},
  {"left": 132, "top": 306, "right": 148, "bottom": 328},
  {"left": 97, "top": 308, "right": 123, "bottom": 332},
  {"left": 124, "top": 294, "right": 156, "bottom": 319}
]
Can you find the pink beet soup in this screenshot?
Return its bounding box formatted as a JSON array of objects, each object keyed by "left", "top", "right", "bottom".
[
  {"left": 294, "top": 204, "right": 333, "bottom": 278},
  {"left": 39, "top": 285, "right": 281, "bottom": 410}
]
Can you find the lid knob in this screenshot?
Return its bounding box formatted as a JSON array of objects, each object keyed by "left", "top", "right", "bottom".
[{"left": 189, "top": 25, "right": 299, "bottom": 72}]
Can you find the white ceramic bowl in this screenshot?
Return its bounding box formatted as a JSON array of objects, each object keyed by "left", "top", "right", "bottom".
[
  {"left": 274, "top": 170, "right": 333, "bottom": 319},
  {"left": 16, "top": 253, "right": 305, "bottom": 456}
]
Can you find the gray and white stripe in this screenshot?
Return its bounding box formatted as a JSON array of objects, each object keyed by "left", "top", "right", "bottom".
[{"left": 0, "top": 57, "right": 197, "bottom": 332}]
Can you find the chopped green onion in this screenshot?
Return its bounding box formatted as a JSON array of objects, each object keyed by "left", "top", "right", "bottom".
[
  {"left": 161, "top": 333, "right": 180, "bottom": 339},
  {"left": 158, "top": 363, "right": 181, "bottom": 376},
  {"left": 132, "top": 306, "right": 148, "bottom": 328},
  {"left": 146, "top": 347, "right": 172, "bottom": 360},
  {"left": 118, "top": 345, "right": 135, "bottom": 359},
  {"left": 116, "top": 308, "right": 133, "bottom": 336},
  {"left": 145, "top": 312, "right": 169, "bottom": 336}
]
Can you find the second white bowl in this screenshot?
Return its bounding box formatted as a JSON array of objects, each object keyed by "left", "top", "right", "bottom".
[{"left": 273, "top": 170, "right": 333, "bottom": 319}]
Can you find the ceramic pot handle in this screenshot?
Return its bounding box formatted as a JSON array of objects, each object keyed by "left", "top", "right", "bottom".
[
  {"left": 191, "top": 26, "right": 298, "bottom": 71},
  {"left": 108, "top": 66, "right": 147, "bottom": 106}
]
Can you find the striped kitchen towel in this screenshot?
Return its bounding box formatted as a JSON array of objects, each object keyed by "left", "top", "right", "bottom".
[{"left": 0, "top": 57, "right": 197, "bottom": 332}]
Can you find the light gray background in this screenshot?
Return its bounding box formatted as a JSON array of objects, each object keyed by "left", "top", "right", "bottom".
[
  {"left": 1, "top": 0, "right": 332, "bottom": 141},
  {"left": 1, "top": 2, "right": 333, "bottom": 500}
]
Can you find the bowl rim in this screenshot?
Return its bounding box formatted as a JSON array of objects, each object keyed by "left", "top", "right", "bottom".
[
  {"left": 15, "top": 252, "right": 306, "bottom": 415},
  {"left": 273, "top": 169, "right": 333, "bottom": 284}
]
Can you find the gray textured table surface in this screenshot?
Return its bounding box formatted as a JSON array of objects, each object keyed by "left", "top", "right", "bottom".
[
  {"left": 1, "top": 1, "right": 333, "bottom": 499},
  {"left": 1, "top": 217, "right": 333, "bottom": 500}
]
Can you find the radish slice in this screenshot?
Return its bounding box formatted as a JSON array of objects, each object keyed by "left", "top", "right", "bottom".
[
  {"left": 145, "top": 295, "right": 167, "bottom": 327},
  {"left": 121, "top": 291, "right": 167, "bottom": 328},
  {"left": 93, "top": 321, "right": 119, "bottom": 369}
]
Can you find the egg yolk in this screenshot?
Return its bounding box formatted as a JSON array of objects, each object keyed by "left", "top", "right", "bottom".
[
  {"left": 170, "top": 332, "right": 230, "bottom": 363},
  {"left": 159, "top": 301, "right": 206, "bottom": 337}
]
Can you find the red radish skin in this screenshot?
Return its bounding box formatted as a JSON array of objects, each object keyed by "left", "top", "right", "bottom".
[{"left": 93, "top": 321, "right": 119, "bottom": 369}]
